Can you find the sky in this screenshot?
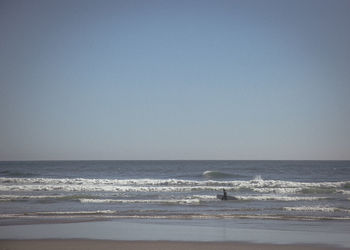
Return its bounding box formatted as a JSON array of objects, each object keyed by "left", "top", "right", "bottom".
[{"left": 0, "top": 0, "right": 349, "bottom": 160}]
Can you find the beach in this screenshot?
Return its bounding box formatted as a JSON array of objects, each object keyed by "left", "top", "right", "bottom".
[
  {"left": 1, "top": 219, "right": 350, "bottom": 249},
  {"left": 0, "top": 240, "right": 343, "bottom": 250}
]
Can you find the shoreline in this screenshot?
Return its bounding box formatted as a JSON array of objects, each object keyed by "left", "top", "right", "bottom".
[
  {"left": 1, "top": 219, "right": 350, "bottom": 248},
  {"left": 0, "top": 239, "right": 346, "bottom": 250}
]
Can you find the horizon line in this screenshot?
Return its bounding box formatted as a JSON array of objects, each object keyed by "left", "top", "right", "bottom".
[{"left": 1, "top": 159, "right": 349, "bottom": 162}]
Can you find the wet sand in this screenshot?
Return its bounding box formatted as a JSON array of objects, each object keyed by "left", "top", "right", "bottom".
[
  {"left": 1, "top": 219, "right": 350, "bottom": 249},
  {"left": 0, "top": 240, "right": 345, "bottom": 250}
]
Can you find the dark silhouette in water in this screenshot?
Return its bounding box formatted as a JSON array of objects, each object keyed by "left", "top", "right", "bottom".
[{"left": 222, "top": 189, "right": 227, "bottom": 200}]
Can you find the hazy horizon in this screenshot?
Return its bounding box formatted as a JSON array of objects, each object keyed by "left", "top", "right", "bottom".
[
  {"left": 0, "top": 159, "right": 349, "bottom": 162},
  {"left": 1, "top": 0, "right": 350, "bottom": 161}
]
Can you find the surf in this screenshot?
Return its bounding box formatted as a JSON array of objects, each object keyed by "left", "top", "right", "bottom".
[{"left": 1, "top": 177, "right": 349, "bottom": 195}]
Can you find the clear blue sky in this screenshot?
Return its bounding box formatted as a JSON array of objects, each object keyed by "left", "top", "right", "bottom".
[{"left": 1, "top": 0, "right": 349, "bottom": 160}]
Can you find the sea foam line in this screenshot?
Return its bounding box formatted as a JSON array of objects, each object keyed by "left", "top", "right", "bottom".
[
  {"left": 0, "top": 185, "right": 231, "bottom": 192},
  {"left": 0, "top": 185, "right": 340, "bottom": 196},
  {"left": 235, "top": 195, "right": 328, "bottom": 201},
  {"left": 1, "top": 212, "right": 350, "bottom": 221},
  {"left": 283, "top": 206, "right": 350, "bottom": 213},
  {"left": 0, "top": 194, "right": 96, "bottom": 201},
  {"left": 79, "top": 198, "right": 201, "bottom": 205},
  {"left": 1, "top": 177, "right": 348, "bottom": 188},
  {"left": 1, "top": 177, "right": 349, "bottom": 194},
  {"left": 78, "top": 195, "right": 327, "bottom": 204},
  {"left": 0, "top": 194, "right": 326, "bottom": 203},
  {"left": 0, "top": 210, "right": 117, "bottom": 217}
]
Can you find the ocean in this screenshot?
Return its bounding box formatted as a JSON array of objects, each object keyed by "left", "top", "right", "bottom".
[{"left": 1, "top": 160, "right": 350, "bottom": 223}]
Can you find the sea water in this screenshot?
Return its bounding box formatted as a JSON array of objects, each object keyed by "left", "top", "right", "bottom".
[
  {"left": 1, "top": 161, "right": 350, "bottom": 221},
  {"left": 1, "top": 161, "right": 350, "bottom": 245}
]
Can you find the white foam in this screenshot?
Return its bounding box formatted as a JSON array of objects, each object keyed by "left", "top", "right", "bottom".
[
  {"left": 252, "top": 175, "right": 263, "bottom": 182},
  {"left": 79, "top": 198, "right": 201, "bottom": 205},
  {"left": 0, "top": 177, "right": 202, "bottom": 186},
  {"left": 0, "top": 177, "right": 348, "bottom": 194},
  {"left": 236, "top": 195, "right": 327, "bottom": 201},
  {"left": 251, "top": 187, "right": 304, "bottom": 194},
  {"left": 0, "top": 193, "right": 325, "bottom": 203},
  {"left": 283, "top": 206, "right": 350, "bottom": 213},
  {"left": 189, "top": 195, "right": 217, "bottom": 201},
  {"left": 0, "top": 210, "right": 117, "bottom": 218},
  {"left": 35, "top": 210, "right": 117, "bottom": 215},
  {"left": 0, "top": 184, "right": 227, "bottom": 192},
  {"left": 337, "top": 189, "right": 350, "bottom": 195},
  {"left": 0, "top": 194, "right": 66, "bottom": 199}
]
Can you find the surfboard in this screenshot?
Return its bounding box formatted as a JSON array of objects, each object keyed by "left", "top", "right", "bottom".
[{"left": 216, "top": 194, "right": 238, "bottom": 200}]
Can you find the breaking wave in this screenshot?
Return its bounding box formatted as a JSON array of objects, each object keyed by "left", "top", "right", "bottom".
[{"left": 1, "top": 177, "right": 348, "bottom": 195}]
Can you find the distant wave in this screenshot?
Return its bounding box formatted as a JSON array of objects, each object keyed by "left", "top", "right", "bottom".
[
  {"left": 0, "top": 170, "right": 36, "bottom": 178},
  {"left": 202, "top": 170, "right": 243, "bottom": 179},
  {"left": 202, "top": 170, "right": 246, "bottom": 179}
]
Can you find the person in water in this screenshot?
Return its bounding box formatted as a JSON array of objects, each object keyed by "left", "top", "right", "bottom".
[{"left": 222, "top": 189, "right": 227, "bottom": 200}]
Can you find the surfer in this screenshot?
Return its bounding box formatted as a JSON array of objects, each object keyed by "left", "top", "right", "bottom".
[{"left": 222, "top": 189, "right": 227, "bottom": 200}]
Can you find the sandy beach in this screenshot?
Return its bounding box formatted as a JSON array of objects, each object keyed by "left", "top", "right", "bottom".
[{"left": 0, "top": 240, "right": 345, "bottom": 250}]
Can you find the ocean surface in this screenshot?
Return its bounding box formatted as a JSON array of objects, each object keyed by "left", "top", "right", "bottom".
[{"left": 1, "top": 160, "right": 350, "bottom": 224}]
